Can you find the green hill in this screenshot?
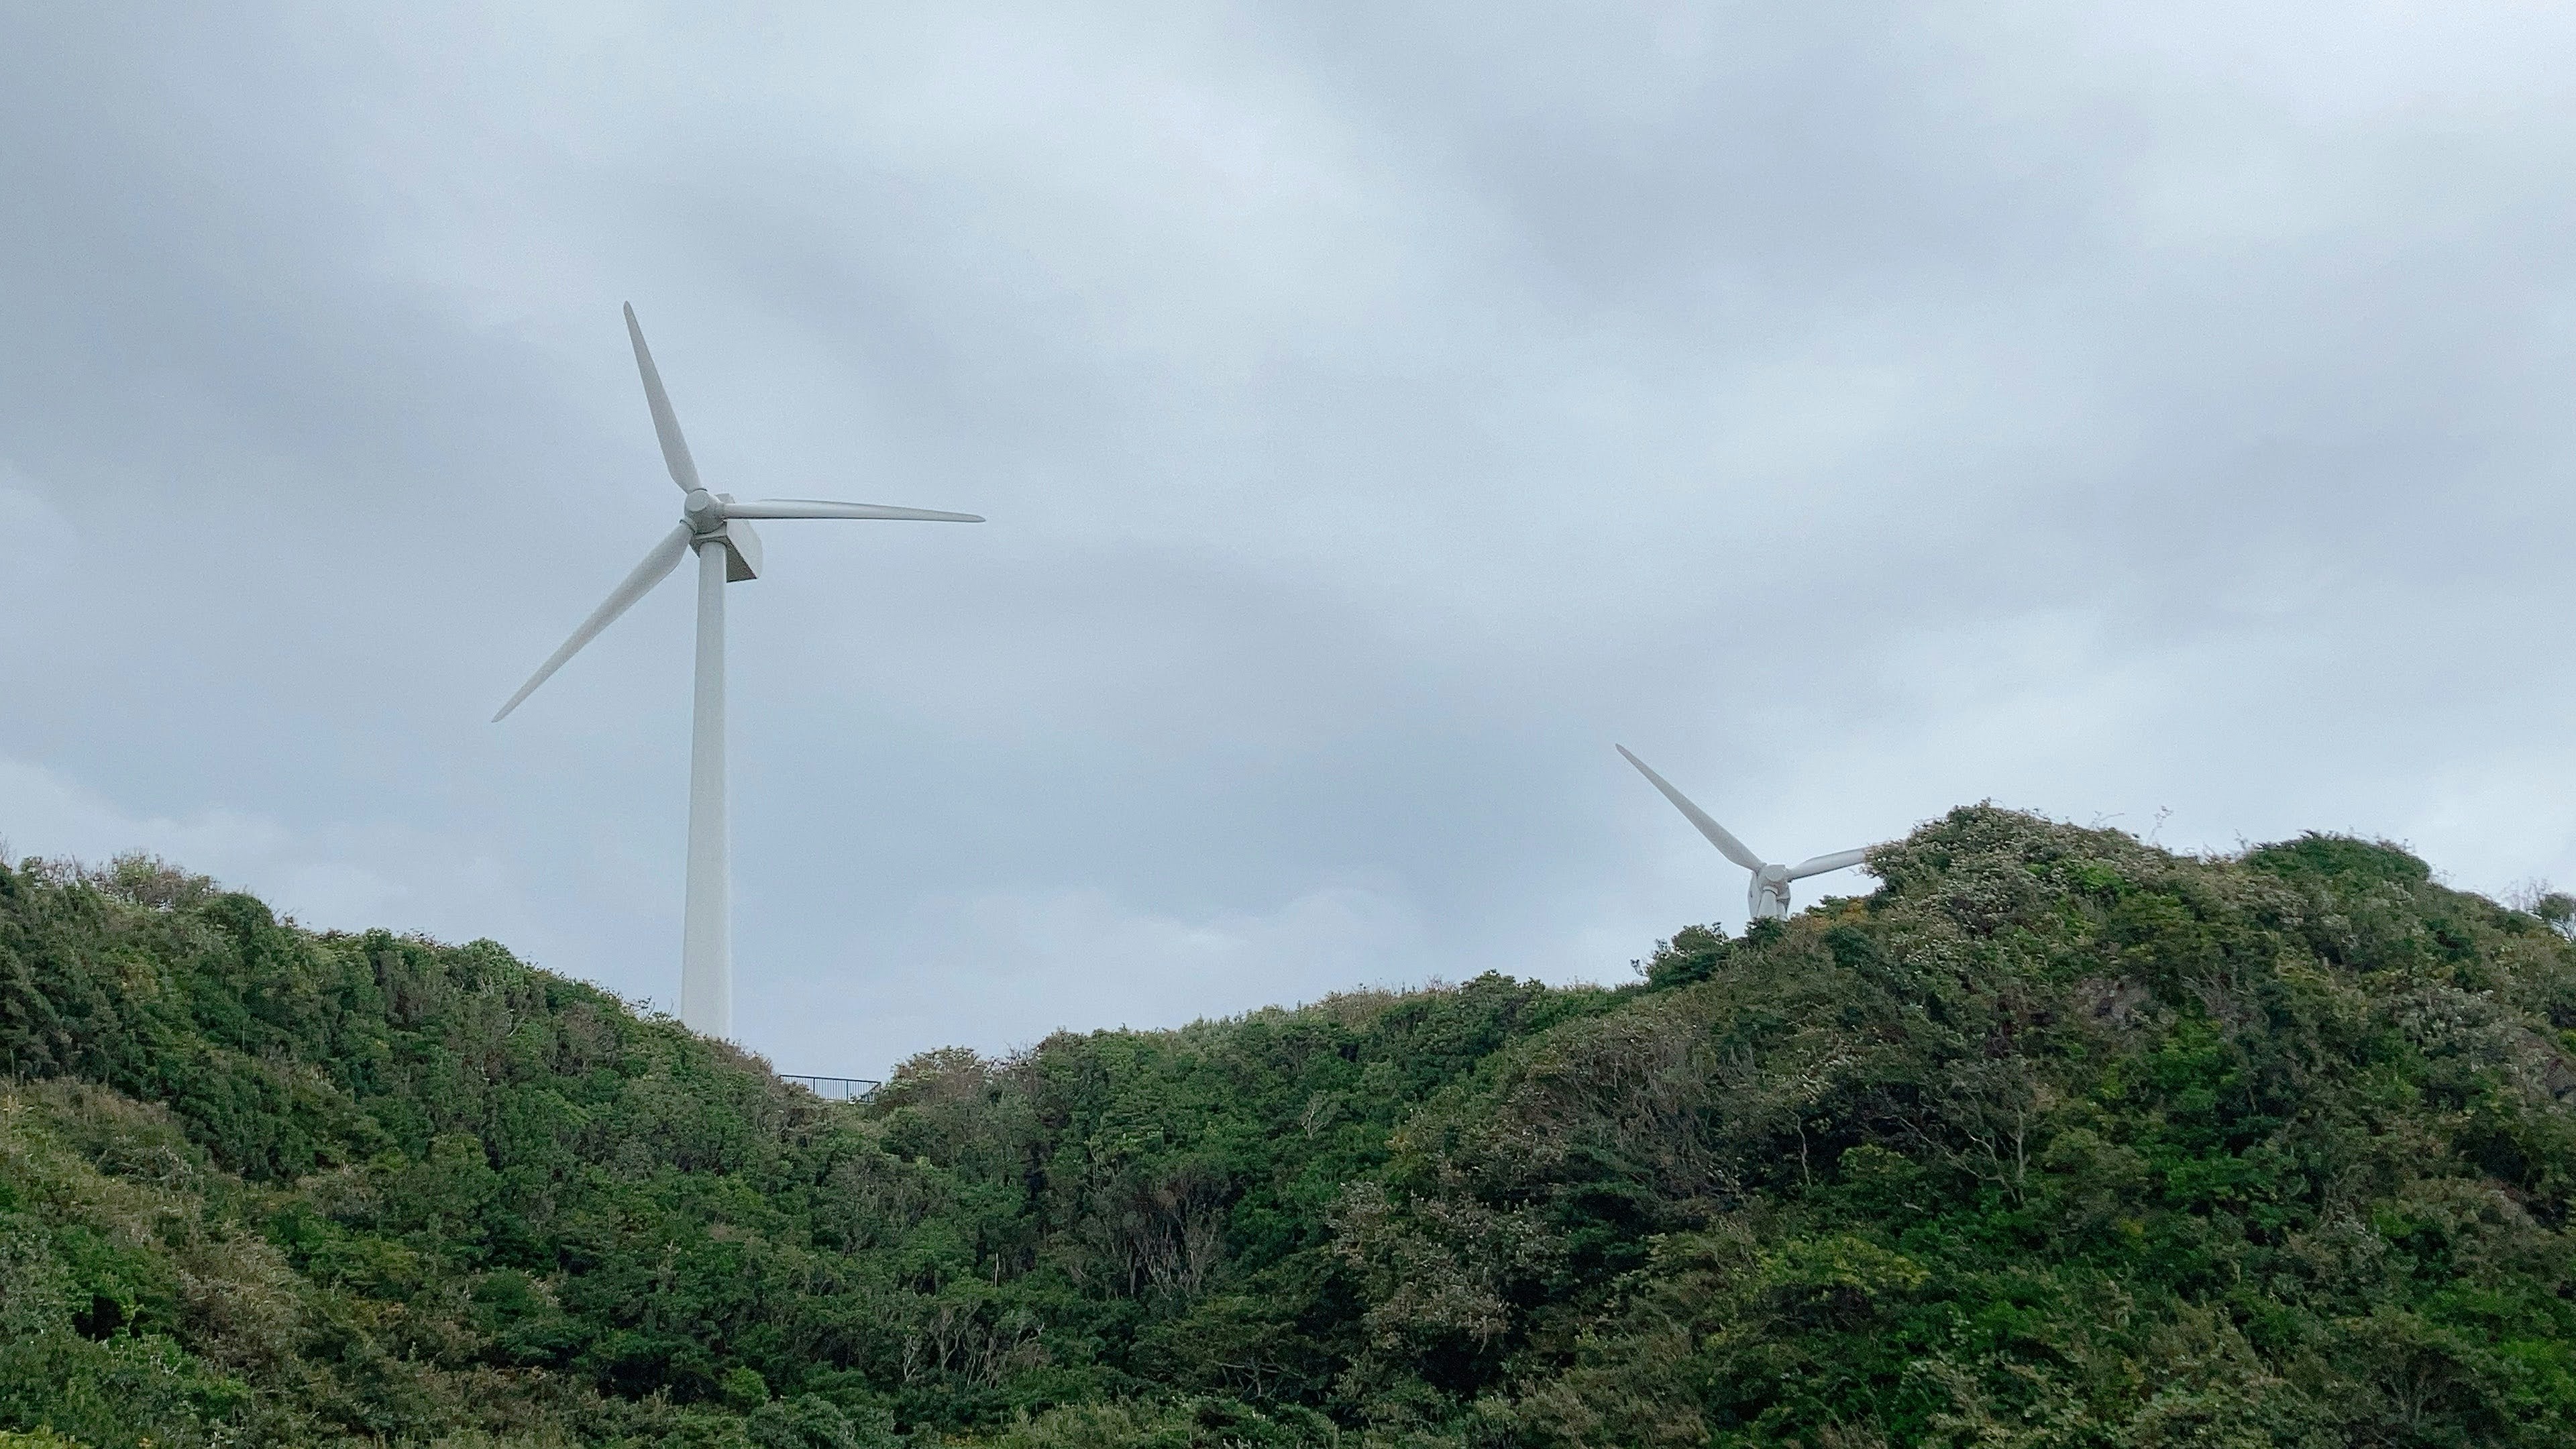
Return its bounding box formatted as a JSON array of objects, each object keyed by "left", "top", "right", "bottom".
[{"left": 3, "top": 806, "right": 2573, "bottom": 1447}]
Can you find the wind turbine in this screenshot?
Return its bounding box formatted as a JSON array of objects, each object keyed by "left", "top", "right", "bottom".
[
  {"left": 1616, "top": 745, "right": 1870, "bottom": 922},
  {"left": 494, "top": 304, "right": 983, "bottom": 1040}
]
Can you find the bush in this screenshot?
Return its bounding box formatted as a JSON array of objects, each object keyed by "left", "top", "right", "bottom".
[{"left": 6, "top": 808, "right": 2576, "bottom": 1444}]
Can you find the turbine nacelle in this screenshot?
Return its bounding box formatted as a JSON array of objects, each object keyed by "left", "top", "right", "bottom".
[
  {"left": 707, "top": 519, "right": 763, "bottom": 582},
  {"left": 1616, "top": 745, "right": 1874, "bottom": 923}
]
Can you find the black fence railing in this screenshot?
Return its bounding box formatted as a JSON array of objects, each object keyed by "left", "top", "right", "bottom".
[{"left": 780, "top": 1073, "right": 881, "bottom": 1102}]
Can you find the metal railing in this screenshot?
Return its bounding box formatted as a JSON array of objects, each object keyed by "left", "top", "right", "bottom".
[{"left": 780, "top": 1073, "right": 882, "bottom": 1102}]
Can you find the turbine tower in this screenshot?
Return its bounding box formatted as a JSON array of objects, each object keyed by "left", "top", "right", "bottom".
[
  {"left": 1616, "top": 745, "right": 1870, "bottom": 921},
  {"left": 495, "top": 304, "right": 983, "bottom": 1039}
]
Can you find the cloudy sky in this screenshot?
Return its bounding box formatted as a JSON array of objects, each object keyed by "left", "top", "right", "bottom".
[{"left": 4, "top": 4, "right": 2573, "bottom": 1077}]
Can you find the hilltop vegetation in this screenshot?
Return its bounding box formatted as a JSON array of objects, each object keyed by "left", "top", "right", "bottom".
[{"left": 2, "top": 807, "right": 2574, "bottom": 1446}]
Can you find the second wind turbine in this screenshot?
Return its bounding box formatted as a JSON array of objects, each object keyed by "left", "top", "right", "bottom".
[
  {"left": 495, "top": 305, "right": 983, "bottom": 1040},
  {"left": 1617, "top": 745, "right": 1872, "bottom": 922}
]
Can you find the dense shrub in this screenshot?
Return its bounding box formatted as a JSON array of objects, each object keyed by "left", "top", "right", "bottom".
[{"left": 1, "top": 809, "right": 2572, "bottom": 1445}]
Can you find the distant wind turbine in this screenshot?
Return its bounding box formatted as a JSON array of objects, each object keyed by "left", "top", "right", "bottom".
[
  {"left": 494, "top": 304, "right": 983, "bottom": 1039},
  {"left": 1616, "top": 745, "right": 1871, "bottom": 921}
]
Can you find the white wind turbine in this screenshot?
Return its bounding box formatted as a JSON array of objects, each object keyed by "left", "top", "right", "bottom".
[
  {"left": 494, "top": 305, "right": 983, "bottom": 1039},
  {"left": 1617, "top": 745, "right": 1871, "bottom": 922}
]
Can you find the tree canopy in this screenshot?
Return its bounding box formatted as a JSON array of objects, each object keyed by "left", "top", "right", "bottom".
[{"left": 2, "top": 806, "right": 2573, "bottom": 1446}]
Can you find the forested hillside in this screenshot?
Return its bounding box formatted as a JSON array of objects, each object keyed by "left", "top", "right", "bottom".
[{"left": 3, "top": 806, "right": 2574, "bottom": 1446}]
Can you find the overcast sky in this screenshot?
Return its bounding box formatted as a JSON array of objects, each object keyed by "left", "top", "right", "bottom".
[{"left": 4, "top": 4, "right": 2573, "bottom": 1077}]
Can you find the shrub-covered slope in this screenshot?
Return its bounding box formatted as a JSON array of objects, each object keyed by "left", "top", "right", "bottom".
[{"left": 2, "top": 808, "right": 2574, "bottom": 1446}]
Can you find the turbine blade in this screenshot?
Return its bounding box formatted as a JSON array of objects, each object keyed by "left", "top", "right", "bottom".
[
  {"left": 723, "top": 498, "right": 984, "bottom": 523},
  {"left": 625, "top": 303, "right": 702, "bottom": 493},
  {"left": 1615, "top": 745, "right": 1766, "bottom": 872},
  {"left": 1786, "top": 847, "right": 1871, "bottom": 881},
  {"left": 492, "top": 523, "right": 694, "bottom": 721}
]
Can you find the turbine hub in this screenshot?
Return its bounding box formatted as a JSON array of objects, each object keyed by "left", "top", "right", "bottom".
[
  {"left": 1749, "top": 863, "right": 1794, "bottom": 921},
  {"left": 683, "top": 488, "right": 724, "bottom": 534}
]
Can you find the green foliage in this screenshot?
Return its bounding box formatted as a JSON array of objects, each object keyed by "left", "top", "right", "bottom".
[
  {"left": 3, "top": 807, "right": 2575, "bottom": 1445},
  {"left": 0, "top": 1431, "right": 91, "bottom": 1449},
  {"left": 2245, "top": 831, "right": 2434, "bottom": 888}
]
